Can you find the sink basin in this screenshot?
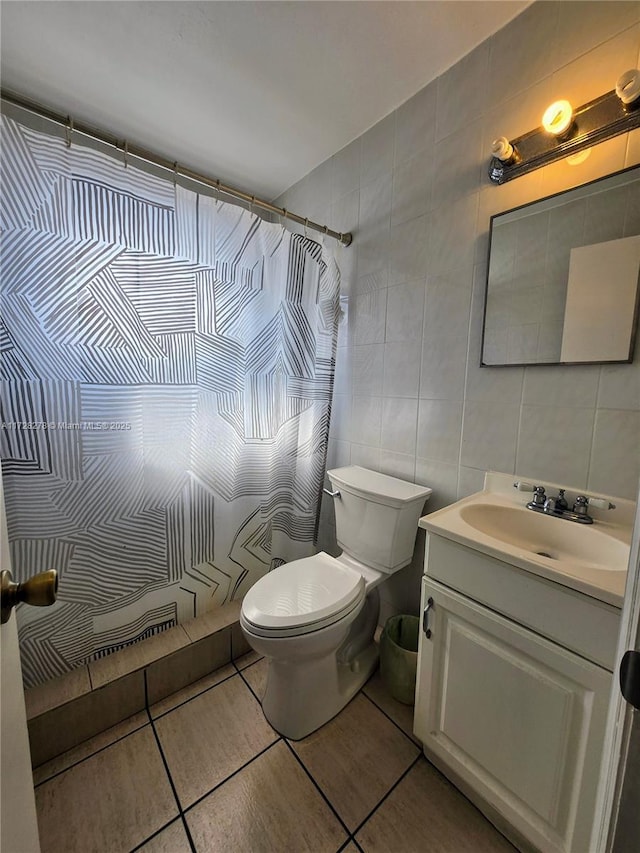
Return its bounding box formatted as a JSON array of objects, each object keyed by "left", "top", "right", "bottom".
[
  {"left": 418, "top": 473, "right": 634, "bottom": 607},
  {"left": 459, "top": 503, "right": 629, "bottom": 572}
]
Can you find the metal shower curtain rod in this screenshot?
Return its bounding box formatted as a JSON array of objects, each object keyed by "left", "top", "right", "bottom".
[{"left": 0, "top": 90, "right": 353, "bottom": 247}]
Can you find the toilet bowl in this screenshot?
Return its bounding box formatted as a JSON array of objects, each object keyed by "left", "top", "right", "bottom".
[{"left": 240, "top": 466, "right": 432, "bottom": 740}]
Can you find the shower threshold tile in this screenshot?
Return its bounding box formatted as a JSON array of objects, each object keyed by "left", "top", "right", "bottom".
[
  {"left": 33, "top": 710, "right": 149, "bottom": 786},
  {"left": 25, "top": 666, "right": 92, "bottom": 720},
  {"left": 149, "top": 662, "right": 236, "bottom": 718},
  {"left": 182, "top": 600, "right": 242, "bottom": 643},
  {"left": 233, "top": 649, "right": 263, "bottom": 670},
  {"left": 89, "top": 625, "right": 191, "bottom": 688}
]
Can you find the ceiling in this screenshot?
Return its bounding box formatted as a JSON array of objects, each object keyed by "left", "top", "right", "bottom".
[{"left": 1, "top": 1, "right": 530, "bottom": 200}]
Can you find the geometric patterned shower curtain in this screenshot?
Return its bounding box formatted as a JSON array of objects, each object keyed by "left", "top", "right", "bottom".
[{"left": 0, "top": 114, "right": 340, "bottom": 688}]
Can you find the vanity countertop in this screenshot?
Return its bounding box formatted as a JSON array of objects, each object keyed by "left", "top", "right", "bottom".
[{"left": 419, "top": 472, "right": 635, "bottom": 608}]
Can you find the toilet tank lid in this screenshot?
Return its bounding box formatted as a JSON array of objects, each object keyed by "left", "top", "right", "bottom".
[{"left": 327, "top": 466, "right": 432, "bottom": 506}]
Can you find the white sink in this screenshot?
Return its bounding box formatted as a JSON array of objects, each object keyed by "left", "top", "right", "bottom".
[
  {"left": 419, "top": 473, "right": 634, "bottom": 607},
  {"left": 459, "top": 503, "right": 629, "bottom": 572}
]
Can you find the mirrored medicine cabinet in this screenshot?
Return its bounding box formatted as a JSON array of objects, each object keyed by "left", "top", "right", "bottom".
[{"left": 481, "top": 165, "right": 640, "bottom": 367}]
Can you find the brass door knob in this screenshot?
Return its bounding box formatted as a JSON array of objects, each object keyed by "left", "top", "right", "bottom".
[{"left": 1, "top": 569, "right": 58, "bottom": 624}]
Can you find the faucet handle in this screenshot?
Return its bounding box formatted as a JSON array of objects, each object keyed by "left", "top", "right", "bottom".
[
  {"left": 531, "top": 485, "right": 546, "bottom": 506},
  {"left": 588, "top": 497, "right": 616, "bottom": 511},
  {"left": 513, "top": 481, "right": 535, "bottom": 492},
  {"left": 573, "top": 495, "right": 589, "bottom": 514}
]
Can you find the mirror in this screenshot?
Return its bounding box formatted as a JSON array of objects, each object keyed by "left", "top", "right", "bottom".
[{"left": 481, "top": 165, "right": 640, "bottom": 366}]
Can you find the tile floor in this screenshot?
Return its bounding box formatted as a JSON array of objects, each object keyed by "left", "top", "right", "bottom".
[{"left": 33, "top": 652, "right": 517, "bottom": 853}]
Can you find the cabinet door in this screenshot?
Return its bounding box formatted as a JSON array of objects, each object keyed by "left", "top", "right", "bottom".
[{"left": 414, "top": 578, "right": 611, "bottom": 853}]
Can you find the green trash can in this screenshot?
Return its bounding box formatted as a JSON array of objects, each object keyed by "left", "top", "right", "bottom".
[{"left": 379, "top": 614, "right": 420, "bottom": 705}]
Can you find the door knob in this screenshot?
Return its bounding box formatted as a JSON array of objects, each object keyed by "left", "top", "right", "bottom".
[{"left": 1, "top": 569, "right": 58, "bottom": 624}]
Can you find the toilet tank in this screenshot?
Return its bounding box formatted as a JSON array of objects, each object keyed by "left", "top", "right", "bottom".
[{"left": 326, "top": 466, "right": 432, "bottom": 573}]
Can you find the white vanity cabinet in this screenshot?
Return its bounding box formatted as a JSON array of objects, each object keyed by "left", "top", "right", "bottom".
[{"left": 414, "top": 534, "right": 618, "bottom": 853}]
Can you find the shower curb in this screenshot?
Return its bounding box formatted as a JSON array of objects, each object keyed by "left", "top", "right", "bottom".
[{"left": 24, "top": 601, "right": 250, "bottom": 768}]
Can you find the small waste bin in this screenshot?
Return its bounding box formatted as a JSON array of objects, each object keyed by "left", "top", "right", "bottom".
[{"left": 379, "top": 614, "right": 420, "bottom": 705}]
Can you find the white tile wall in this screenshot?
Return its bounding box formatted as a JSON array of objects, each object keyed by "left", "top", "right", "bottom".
[
  {"left": 350, "top": 396, "right": 382, "bottom": 447},
  {"left": 278, "top": 1, "right": 640, "bottom": 621},
  {"left": 382, "top": 341, "right": 421, "bottom": 398},
  {"left": 588, "top": 409, "right": 640, "bottom": 498},
  {"left": 380, "top": 398, "right": 418, "bottom": 455},
  {"left": 385, "top": 280, "right": 425, "bottom": 342},
  {"left": 516, "top": 405, "right": 596, "bottom": 488}
]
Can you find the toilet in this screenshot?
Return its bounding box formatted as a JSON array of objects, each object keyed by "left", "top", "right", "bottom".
[{"left": 240, "top": 465, "right": 432, "bottom": 739}]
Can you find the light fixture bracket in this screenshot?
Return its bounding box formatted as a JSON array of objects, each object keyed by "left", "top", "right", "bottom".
[{"left": 489, "top": 90, "right": 640, "bottom": 184}]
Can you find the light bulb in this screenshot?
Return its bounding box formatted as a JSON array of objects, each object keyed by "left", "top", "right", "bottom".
[
  {"left": 542, "top": 100, "right": 574, "bottom": 136},
  {"left": 491, "top": 137, "right": 515, "bottom": 162},
  {"left": 616, "top": 69, "right": 640, "bottom": 105}
]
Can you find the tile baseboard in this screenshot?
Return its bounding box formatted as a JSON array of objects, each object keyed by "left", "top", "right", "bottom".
[{"left": 25, "top": 601, "right": 250, "bottom": 767}]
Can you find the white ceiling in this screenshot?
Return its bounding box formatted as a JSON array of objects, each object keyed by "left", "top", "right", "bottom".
[{"left": 1, "top": 1, "right": 530, "bottom": 200}]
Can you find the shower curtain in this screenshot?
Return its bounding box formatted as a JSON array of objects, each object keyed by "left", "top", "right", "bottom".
[{"left": 0, "top": 114, "right": 340, "bottom": 687}]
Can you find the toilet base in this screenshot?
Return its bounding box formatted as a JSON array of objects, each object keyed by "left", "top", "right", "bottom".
[
  {"left": 262, "top": 640, "right": 379, "bottom": 740},
  {"left": 243, "top": 587, "right": 382, "bottom": 740}
]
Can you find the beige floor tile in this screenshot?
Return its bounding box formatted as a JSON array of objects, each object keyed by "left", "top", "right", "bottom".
[
  {"left": 154, "top": 673, "right": 278, "bottom": 808},
  {"left": 241, "top": 656, "right": 268, "bottom": 699},
  {"left": 186, "top": 741, "right": 347, "bottom": 853},
  {"left": 35, "top": 727, "right": 177, "bottom": 853},
  {"left": 362, "top": 670, "right": 421, "bottom": 744},
  {"left": 149, "top": 663, "right": 236, "bottom": 718},
  {"left": 340, "top": 845, "right": 360, "bottom": 853},
  {"left": 291, "top": 693, "right": 420, "bottom": 831},
  {"left": 355, "top": 757, "right": 517, "bottom": 853},
  {"left": 136, "top": 819, "right": 192, "bottom": 852},
  {"left": 33, "top": 711, "right": 149, "bottom": 785}
]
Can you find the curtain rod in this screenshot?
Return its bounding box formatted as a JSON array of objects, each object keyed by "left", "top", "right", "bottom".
[{"left": 0, "top": 89, "right": 353, "bottom": 247}]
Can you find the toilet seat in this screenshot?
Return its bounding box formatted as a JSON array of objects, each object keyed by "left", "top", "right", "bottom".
[{"left": 241, "top": 552, "right": 365, "bottom": 638}]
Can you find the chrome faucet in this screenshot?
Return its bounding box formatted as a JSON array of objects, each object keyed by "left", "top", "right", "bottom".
[
  {"left": 519, "top": 483, "right": 616, "bottom": 525},
  {"left": 527, "top": 485, "right": 546, "bottom": 509}
]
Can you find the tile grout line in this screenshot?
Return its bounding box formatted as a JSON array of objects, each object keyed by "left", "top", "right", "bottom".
[
  {"left": 359, "top": 688, "right": 421, "bottom": 749},
  {"left": 349, "top": 752, "right": 423, "bottom": 841},
  {"left": 33, "top": 718, "right": 150, "bottom": 788},
  {"left": 182, "top": 739, "right": 282, "bottom": 814},
  {"left": 35, "top": 659, "right": 245, "bottom": 786},
  {"left": 144, "top": 669, "right": 198, "bottom": 853},
  {"left": 128, "top": 816, "right": 184, "bottom": 853},
  {"left": 237, "top": 664, "right": 422, "bottom": 846},
  {"left": 151, "top": 667, "right": 239, "bottom": 722},
  {"left": 337, "top": 836, "right": 364, "bottom": 853},
  {"left": 234, "top": 659, "right": 265, "bottom": 704},
  {"left": 235, "top": 664, "right": 354, "bottom": 843},
  {"left": 281, "top": 738, "right": 354, "bottom": 841}
]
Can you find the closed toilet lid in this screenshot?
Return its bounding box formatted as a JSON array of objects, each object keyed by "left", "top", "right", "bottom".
[{"left": 242, "top": 552, "right": 365, "bottom": 632}]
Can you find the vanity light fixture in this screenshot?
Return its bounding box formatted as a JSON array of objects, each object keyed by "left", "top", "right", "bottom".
[{"left": 489, "top": 68, "right": 640, "bottom": 184}]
